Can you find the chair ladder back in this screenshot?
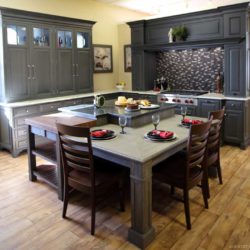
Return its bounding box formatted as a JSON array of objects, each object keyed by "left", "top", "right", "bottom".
[
  {"left": 186, "top": 119, "right": 212, "bottom": 174},
  {"left": 56, "top": 123, "right": 94, "bottom": 181}
]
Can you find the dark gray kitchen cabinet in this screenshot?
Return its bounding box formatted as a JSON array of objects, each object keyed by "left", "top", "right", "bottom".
[
  {"left": 0, "top": 8, "right": 95, "bottom": 103},
  {"left": 56, "top": 44, "right": 75, "bottom": 95},
  {"left": 224, "top": 100, "right": 244, "bottom": 145},
  {"left": 3, "top": 21, "right": 54, "bottom": 101},
  {"left": 31, "top": 25, "right": 54, "bottom": 98},
  {"left": 4, "top": 21, "right": 31, "bottom": 102},
  {"left": 198, "top": 99, "right": 222, "bottom": 118},
  {"left": 131, "top": 49, "right": 156, "bottom": 91},
  {"left": 56, "top": 28, "right": 92, "bottom": 95},
  {"left": 132, "top": 50, "right": 144, "bottom": 91},
  {"left": 75, "top": 49, "right": 92, "bottom": 93},
  {"left": 0, "top": 96, "right": 95, "bottom": 157},
  {"left": 224, "top": 42, "right": 246, "bottom": 97},
  {"left": 223, "top": 11, "right": 245, "bottom": 38}
]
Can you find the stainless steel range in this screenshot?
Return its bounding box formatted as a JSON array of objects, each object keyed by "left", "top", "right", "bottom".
[{"left": 158, "top": 90, "right": 208, "bottom": 106}]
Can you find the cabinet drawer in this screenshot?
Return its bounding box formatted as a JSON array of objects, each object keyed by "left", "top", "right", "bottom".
[
  {"left": 14, "top": 138, "right": 27, "bottom": 150},
  {"left": 14, "top": 105, "right": 40, "bottom": 117},
  {"left": 14, "top": 127, "right": 27, "bottom": 139},
  {"left": 40, "top": 102, "right": 61, "bottom": 113},
  {"left": 14, "top": 117, "right": 26, "bottom": 127},
  {"left": 225, "top": 101, "right": 243, "bottom": 111}
]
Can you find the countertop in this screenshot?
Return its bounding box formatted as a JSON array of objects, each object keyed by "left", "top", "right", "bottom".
[
  {"left": 58, "top": 100, "right": 174, "bottom": 120},
  {"left": 1, "top": 89, "right": 250, "bottom": 108},
  {"left": 90, "top": 114, "right": 191, "bottom": 163}
]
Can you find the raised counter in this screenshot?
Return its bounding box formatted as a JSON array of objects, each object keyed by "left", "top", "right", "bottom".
[{"left": 59, "top": 100, "right": 175, "bottom": 127}]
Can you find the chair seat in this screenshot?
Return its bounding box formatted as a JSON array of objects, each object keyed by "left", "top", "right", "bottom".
[
  {"left": 69, "top": 169, "right": 118, "bottom": 188},
  {"left": 153, "top": 153, "right": 202, "bottom": 188}
]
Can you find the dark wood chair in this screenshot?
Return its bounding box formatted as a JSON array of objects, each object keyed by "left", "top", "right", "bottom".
[
  {"left": 153, "top": 118, "right": 212, "bottom": 229},
  {"left": 56, "top": 123, "right": 125, "bottom": 235},
  {"left": 206, "top": 108, "right": 225, "bottom": 197}
]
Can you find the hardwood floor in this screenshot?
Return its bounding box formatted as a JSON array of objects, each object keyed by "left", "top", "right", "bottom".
[{"left": 0, "top": 145, "right": 250, "bottom": 250}]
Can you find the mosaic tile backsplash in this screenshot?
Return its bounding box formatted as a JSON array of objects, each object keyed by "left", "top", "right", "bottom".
[{"left": 156, "top": 47, "right": 224, "bottom": 91}]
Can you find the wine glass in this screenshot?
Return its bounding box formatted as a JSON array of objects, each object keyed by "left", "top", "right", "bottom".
[
  {"left": 119, "top": 115, "right": 127, "bottom": 134},
  {"left": 152, "top": 113, "right": 160, "bottom": 130},
  {"left": 181, "top": 106, "right": 187, "bottom": 121}
]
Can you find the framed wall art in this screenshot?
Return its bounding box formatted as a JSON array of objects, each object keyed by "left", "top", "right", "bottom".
[
  {"left": 124, "top": 45, "right": 131, "bottom": 72},
  {"left": 93, "top": 44, "right": 113, "bottom": 73}
]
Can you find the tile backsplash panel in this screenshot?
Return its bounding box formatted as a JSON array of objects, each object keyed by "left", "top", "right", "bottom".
[{"left": 156, "top": 47, "right": 224, "bottom": 91}]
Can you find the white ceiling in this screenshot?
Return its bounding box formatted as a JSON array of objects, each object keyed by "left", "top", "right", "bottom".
[{"left": 95, "top": 0, "right": 250, "bottom": 18}]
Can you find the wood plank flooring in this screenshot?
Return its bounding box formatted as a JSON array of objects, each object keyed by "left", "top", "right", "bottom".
[{"left": 0, "top": 145, "right": 250, "bottom": 250}]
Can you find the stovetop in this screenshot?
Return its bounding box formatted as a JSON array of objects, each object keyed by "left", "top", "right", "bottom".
[{"left": 160, "top": 89, "right": 208, "bottom": 96}]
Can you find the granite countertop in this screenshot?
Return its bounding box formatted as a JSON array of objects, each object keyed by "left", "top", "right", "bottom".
[
  {"left": 0, "top": 89, "right": 158, "bottom": 108},
  {"left": 90, "top": 115, "right": 190, "bottom": 163},
  {"left": 59, "top": 100, "right": 174, "bottom": 120},
  {"left": 1, "top": 89, "right": 249, "bottom": 108}
]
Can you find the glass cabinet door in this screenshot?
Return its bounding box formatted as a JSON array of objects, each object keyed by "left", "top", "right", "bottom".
[
  {"left": 76, "top": 32, "right": 89, "bottom": 49},
  {"left": 33, "top": 27, "right": 50, "bottom": 47},
  {"left": 57, "top": 30, "right": 72, "bottom": 48},
  {"left": 7, "top": 25, "right": 27, "bottom": 45}
]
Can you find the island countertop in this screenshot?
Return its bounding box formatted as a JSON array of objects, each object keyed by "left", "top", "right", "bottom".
[{"left": 58, "top": 100, "right": 175, "bottom": 119}]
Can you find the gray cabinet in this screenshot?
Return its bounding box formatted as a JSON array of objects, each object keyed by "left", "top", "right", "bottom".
[
  {"left": 0, "top": 96, "right": 94, "bottom": 156},
  {"left": 224, "top": 42, "right": 246, "bottom": 97},
  {"left": 131, "top": 49, "right": 156, "bottom": 91},
  {"left": 4, "top": 21, "right": 31, "bottom": 102},
  {"left": 132, "top": 50, "right": 144, "bottom": 91},
  {"left": 4, "top": 21, "right": 54, "bottom": 101},
  {"left": 198, "top": 99, "right": 222, "bottom": 117},
  {"left": 224, "top": 100, "right": 244, "bottom": 145},
  {"left": 31, "top": 25, "right": 54, "bottom": 98},
  {"left": 56, "top": 28, "right": 92, "bottom": 95},
  {"left": 224, "top": 11, "right": 245, "bottom": 38},
  {"left": 0, "top": 8, "right": 95, "bottom": 102}
]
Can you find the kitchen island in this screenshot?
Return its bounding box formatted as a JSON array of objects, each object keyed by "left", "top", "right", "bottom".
[{"left": 26, "top": 110, "right": 195, "bottom": 248}]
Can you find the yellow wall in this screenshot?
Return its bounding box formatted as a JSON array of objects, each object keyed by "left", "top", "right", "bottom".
[{"left": 0, "top": 0, "right": 148, "bottom": 91}]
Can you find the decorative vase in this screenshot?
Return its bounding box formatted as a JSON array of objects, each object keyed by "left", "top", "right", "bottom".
[{"left": 116, "top": 85, "right": 124, "bottom": 91}]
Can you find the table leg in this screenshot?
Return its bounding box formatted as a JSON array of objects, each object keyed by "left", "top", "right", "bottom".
[
  {"left": 128, "top": 161, "right": 155, "bottom": 249},
  {"left": 27, "top": 125, "right": 37, "bottom": 181}
]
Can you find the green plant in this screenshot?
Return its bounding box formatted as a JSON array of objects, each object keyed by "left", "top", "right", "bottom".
[
  {"left": 172, "top": 26, "right": 188, "bottom": 41},
  {"left": 116, "top": 81, "right": 126, "bottom": 86}
]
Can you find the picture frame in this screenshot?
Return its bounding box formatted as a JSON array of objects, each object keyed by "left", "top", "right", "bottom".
[
  {"left": 124, "top": 45, "right": 132, "bottom": 72},
  {"left": 93, "top": 44, "right": 113, "bottom": 73}
]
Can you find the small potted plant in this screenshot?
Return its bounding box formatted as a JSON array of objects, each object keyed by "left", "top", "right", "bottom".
[
  {"left": 116, "top": 81, "right": 126, "bottom": 91},
  {"left": 172, "top": 26, "right": 188, "bottom": 42}
]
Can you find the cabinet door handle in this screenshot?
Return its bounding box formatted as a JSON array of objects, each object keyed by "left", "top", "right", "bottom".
[
  {"left": 32, "top": 65, "right": 36, "bottom": 80},
  {"left": 27, "top": 65, "right": 31, "bottom": 79},
  {"left": 76, "top": 64, "right": 79, "bottom": 76},
  {"left": 72, "top": 64, "right": 75, "bottom": 76}
]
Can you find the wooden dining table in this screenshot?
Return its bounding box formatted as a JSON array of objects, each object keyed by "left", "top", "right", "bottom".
[{"left": 26, "top": 112, "right": 193, "bottom": 249}]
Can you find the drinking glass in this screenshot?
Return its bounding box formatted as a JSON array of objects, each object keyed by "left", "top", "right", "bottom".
[
  {"left": 181, "top": 106, "right": 187, "bottom": 121},
  {"left": 119, "top": 115, "right": 127, "bottom": 134},
  {"left": 152, "top": 113, "right": 160, "bottom": 130}
]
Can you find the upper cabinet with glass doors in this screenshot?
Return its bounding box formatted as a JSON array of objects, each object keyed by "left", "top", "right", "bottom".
[
  {"left": 76, "top": 31, "right": 89, "bottom": 49},
  {"left": 7, "top": 25, "right": 27, "bottom": 46},
  {"left": 0, "top": 7, "right": 95, "bottom": 102},
  {"left": 33, "top": 27, "right": 50, "bottom": 47},
  {"left": 57, "top": 30, "right": 72, "bottom": 48}
]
